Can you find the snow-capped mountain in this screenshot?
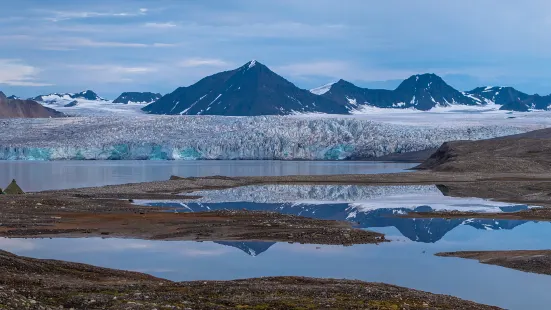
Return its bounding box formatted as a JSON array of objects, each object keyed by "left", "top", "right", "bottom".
[
  {"left": 113, "top": 92, "right": 162, "bottom": 104},
  {"left": 32, "top": 90, "right": 108, "bottom": 106},
  {"left": 0, "top": 91, "right": 64, "bottom": 118},
  {"left": 464, "top": 86, "right": 551, "bottom": 111},
  {"left": 7, "top": 95, "right": 19, "bottom": 100},
  {"left": 316, "top": 74, "right": 480, "bottom": 111},
  {"left": 143, "top": 60, "right": 353, "bottom": 116}
]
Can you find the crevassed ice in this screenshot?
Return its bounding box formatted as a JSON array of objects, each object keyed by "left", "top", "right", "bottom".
[{"left": 0, "top": 116, "right": 533, "bottom": 160}]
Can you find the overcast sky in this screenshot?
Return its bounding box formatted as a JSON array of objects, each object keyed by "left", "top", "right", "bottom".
[{"left": 2, "top": 0, "right": 551, "bottom": 98}]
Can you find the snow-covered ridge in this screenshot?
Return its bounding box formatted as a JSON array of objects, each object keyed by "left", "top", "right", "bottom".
[
  {"left": 310, "top": 82, "right": 336, "bottom": 95},
  {"left": 0, "top": 115, "right": 540, "bottom": 160}
]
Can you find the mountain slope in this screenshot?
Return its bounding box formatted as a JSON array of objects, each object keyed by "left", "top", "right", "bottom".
[
  {"left": 113, "top": 92, "right": 162, "bottom": 104},
  {"left": 465, "top": 86, "right": 551, "bottom": 111},
  {"left": 33, "top": 90, "right": 106, "bottom": 103},
  {"left": 0, "top": 91, "right": 64, "bottom": 118},
  {"left": 143, "top": 60, "right": 352, "bottom": 116},
  {"left": 318, "top": 74, "right": 479, "bottom": 111}
]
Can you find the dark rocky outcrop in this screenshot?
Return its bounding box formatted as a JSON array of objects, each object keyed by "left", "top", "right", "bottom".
[
  {"left": 113, "top": 92, "right": 162, "bottom": 104},
  {"left": 64, "top": 100, "right": 78, "bottom": 107}
]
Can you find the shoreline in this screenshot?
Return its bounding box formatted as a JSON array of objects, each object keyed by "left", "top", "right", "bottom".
[
  {"left": 436, "top": 250, "right": 551, "bottom": 276},
  {"left": 0, "top": 250, "right": 500, "bottom": 309},
  {"left": 0, "top": 171, "right": 549, "bottom": 308}
]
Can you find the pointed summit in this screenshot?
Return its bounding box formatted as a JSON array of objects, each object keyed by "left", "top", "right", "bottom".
[
  {"left": 143, "top": 61, "right": 351, "bottom": 116},
  {"left": 393, "top": 73, "right": 478, "bottom": 110},
  {"left": 4, "top": 179, "right": 24, "bottom": 195}
]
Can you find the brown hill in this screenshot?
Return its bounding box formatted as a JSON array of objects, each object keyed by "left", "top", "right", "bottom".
[
  {"left": 0, "top": 91, "right": 64, "bottom": 118},
  {"left": 415, "top": 128, "right": 551, "bottom": 173}
]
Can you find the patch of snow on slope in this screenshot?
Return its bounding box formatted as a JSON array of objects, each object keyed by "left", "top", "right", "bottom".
[
  {"left": 462, "top": 92, "right": 483, "bottom": 104},
  {"left": 346, "top": 96, "right": 357, "bottom": 105},
  {"left": 310, "top": 82, "right": 336, "bottom": 95}
]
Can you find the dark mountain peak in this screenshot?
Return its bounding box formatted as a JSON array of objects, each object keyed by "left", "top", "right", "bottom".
[
  {"left": 113, "top": 92, "right": 162, "bottom": 104},
  {"left": 71, "top": 90, "right": 102, "bottom": 101},
  {"left": 396, "top": 73, "right": 446, "bottom": 91},
  {"left": 236, "top": 60, "right": 269, "bottom": 73},
  {"left": 464, "top": 86, "right": 537, "bottom": 110},
  {"left": 143, "top": 61, "right": 351, "bottom": 116},
  {"left": 333, "top": 79, "right": 357, "bottom": 88},
  {"left": 0, "top": 91, "right": 6, "bottom": 101}
]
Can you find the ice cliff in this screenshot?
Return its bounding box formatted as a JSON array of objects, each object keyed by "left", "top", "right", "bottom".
[{"left": 0, "top": 115, "right": 538, "bottom": 160}]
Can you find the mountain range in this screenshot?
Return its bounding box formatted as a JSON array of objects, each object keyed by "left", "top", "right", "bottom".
[
  {"left": 139, "top": 60, "right": 551, "bottom": 115},
  {"left": 6, "top": 60, "right": 551, "bottom": 116}
]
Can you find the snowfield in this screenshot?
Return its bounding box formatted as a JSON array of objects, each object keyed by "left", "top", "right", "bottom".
[{"left": 0, "top": 112, "right": 549, "bottom": 160}]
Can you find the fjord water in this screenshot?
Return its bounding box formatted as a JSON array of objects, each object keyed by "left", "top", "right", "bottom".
[{"left": 0, "top": 160, "right": 415, "bottom": 191}]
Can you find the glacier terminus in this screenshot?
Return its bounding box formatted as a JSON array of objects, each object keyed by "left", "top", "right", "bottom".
[{"left": 0, "top": 114, "right": 544, "bottom": 161}]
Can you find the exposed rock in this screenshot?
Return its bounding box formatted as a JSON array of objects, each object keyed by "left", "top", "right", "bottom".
[{"left": 0, "top": 91, "right": 64, "bottom": 118}]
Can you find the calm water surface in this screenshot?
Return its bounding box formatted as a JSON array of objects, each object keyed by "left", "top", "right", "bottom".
[
  {"left": 0, "top": 160, "right": 415, "bottom": 191},
  {"left": 2, "top": 222, "right": 551, "bottom": 310},
  {"left": 1, "top": 171, "right": 548, "bottom": 309}
]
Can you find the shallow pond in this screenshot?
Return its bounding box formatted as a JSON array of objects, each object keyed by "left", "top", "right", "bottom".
[
  {"left": 2, "top": 182, "right": 548, "bottom": 309},
  {"left": 142, "top": 184, "right": 538, "bottom": 243},
  {"left": 2, "top": 221, "right": 551, "bottom": 310}
]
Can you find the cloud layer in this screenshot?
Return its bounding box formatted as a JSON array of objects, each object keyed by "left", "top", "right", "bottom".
[{"left": 1, "top": 0, "right": 551, "bottom": 98}]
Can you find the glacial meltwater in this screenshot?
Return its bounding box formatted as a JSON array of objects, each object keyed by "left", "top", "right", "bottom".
[
  {"left": 1, "top": 170, "right": 549, "bottom": 309},
  {"left": 0, "top": 160, "right": 415, "bottom": 191},
  {"left": 2, "top": 222, "right": 551, "bottom": 310}
]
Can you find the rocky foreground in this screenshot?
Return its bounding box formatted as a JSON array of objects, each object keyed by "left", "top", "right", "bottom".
[{"left": 0, "top": 250, "right": 500, "bottom": 310}]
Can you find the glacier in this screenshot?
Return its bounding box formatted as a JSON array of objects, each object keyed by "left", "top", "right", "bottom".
[{"left": 0, "top": 115, "right": 546, "bottom": 160}]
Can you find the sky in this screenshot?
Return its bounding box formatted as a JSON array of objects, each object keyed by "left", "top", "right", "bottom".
[{"left": 1, "top": 0, "right": 551, "bottom": 99}]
